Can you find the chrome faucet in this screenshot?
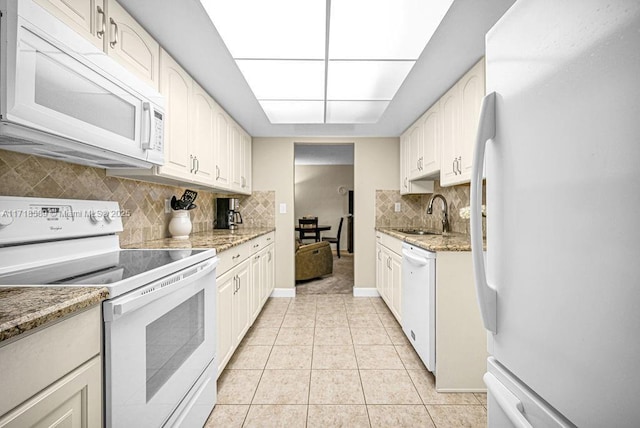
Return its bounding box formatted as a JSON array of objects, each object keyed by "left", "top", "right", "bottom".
[{"left": 426, "top": 194, "right": 450, "bottom": 233}]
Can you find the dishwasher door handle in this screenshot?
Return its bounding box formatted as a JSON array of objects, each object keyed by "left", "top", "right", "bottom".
[{"left": 402, "top": 249, "right": 429, "bottom": 267}]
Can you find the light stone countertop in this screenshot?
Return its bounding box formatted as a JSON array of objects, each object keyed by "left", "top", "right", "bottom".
[
  {"left": 0, "top": 228, "right": 274, "bottom": 344},
  {"left": 376, "top": 227, "right": 486, "bottom": 252},
  {"left": 0, "top": 287, "right": 109, "bottom": 343}
]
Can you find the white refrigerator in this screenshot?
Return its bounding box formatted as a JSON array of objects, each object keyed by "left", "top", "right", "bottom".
[{"left": 470, "top": 1, "right": 640, "bottom": 427}]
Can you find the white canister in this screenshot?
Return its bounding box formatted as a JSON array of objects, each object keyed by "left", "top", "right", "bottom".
[{"left": 168, "top": 210, "right": 192, "bottom": 239}]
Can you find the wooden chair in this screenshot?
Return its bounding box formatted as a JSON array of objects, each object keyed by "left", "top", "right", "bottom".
[
  {"left": 298, "top": 217, "right": 320, "bottom": 242},
  {"left": 322, "top": 217, "right": 344, "bottom": 258}
]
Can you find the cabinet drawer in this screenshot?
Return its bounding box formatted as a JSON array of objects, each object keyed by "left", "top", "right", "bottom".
[
  {"left": 216, "top": 241, "right": 251, "bottom": 275},
  {"left": 251, "top": 232, "right": 275, "bottom": 254},
  {"left": 0, "top": 305, "right": 101, "bottom": 416},
  {"left": 376, "top": 232, "right": 403, "bottom": 255}
]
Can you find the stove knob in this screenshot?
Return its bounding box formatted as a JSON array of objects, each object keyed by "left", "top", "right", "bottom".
[
  {"left": 89, "top": 211, "right": 103, "bottom": 224},
  {"left": 0, "top": 211, "right": 14, "bottom": 228}
]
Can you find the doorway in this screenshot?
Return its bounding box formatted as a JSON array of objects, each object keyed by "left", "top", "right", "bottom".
[{"left": 294, "top": 143, "right": 354, "bottom": 294}]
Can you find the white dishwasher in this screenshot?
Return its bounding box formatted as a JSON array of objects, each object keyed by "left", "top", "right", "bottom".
[{"left": 401, "top": 242, "right": 436, "bottom": 372}]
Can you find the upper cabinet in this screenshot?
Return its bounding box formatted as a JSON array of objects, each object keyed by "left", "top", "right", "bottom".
[
  {"left": 400, "top": 133, "right": 434, "bottom": 195},
  {"left": 440, "top": 58, "right": 485, "bottom": 187},
  {"left": 35, "top": 0, "right": 160, "bottom": 90},
  {"left": 212, "top": 108, "right": 252, "bottom": 195},
  {"left": 400, "top": 58, "right": 485, "bottom": 189}
]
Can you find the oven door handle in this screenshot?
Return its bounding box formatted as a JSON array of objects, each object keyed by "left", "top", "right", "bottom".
[{"left": 104, "top": 258, "right": 218, "bottom": 322}]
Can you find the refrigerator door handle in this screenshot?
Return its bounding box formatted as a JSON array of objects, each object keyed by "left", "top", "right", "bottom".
[
  {"left": 471, "top": 92, "right": 498, "bottom": 333},
  {"left": 484, "top": 372, "right": 533, "bottom": 428}
]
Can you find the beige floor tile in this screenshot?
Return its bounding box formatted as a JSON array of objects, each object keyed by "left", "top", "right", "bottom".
[
  {"left": 266, "top": 345, "right": 313, "bottom": 369},
  {"left": 354, "top": 345, "right": 405, "bottom": 369},
  {"left": 359, "top": 370, "right": 422, "bottom": 404},
  {"left": 344, "top": 299, "right": 377, "bottom": 314},
  {"left": 243, "top": 327, "right": 279, "bottom": 346},
  {"left": 216, "top": 370, "right": 263, "bottom": 404},
  {"left": 384, "top": 325, "right": 411, "bottom": 345},
  {"left": 286, "top": 306, "right": 318, "bottom": 317},
  {"left": 275, "top": 327, "right": 315, "bottom": 346},
  {"left": 252, "top": 314, "right": 285, "bottom": 329},
  {"left": 426, "top": 404, "right": 487, "bottom": 428},
  {"left": 243, "top": 404, "right": 307, "bottom": 428},
  {"left": 312, "top": 345, "right": 358, "bottom": 369},
  {"left": 378, "top": 311, "right": 401, "bottom": 328},
  {"left": 475, "top": 392, "right": 487, "bottom": 407},
  {"left": 347, "top": 313, "right": 384, "bottom": 328},
  {"left": 371, "top": 299, "right": 392, "bottom": 314},
  {"left": 260, "top": 304, "right": 289, "bottom": 317},
  {"left": 316, "top": 311, "right": 349, "bottom": 327},
  {"left": 203, "top": 404, "right": 249, "bottom": 428},
  {"left": 314, "top": 327, "right": 353, "bottom": 345},
  {"left": 367, "top": 405, "right": 435, "bottom": 428},
  {"left": 407, "top": 370, "right": 481, "bottom": 405},
  {"left": 307, "top": 405, "right": 370, "bottom": 428},
  {"left": 226, "top": 345, "right": 272, "bottom": 370},
  {"left": 281, "top": 312, "right": 316, "bottom": 328},
  {"left": 309, "top": 370, "right": 365, "bottom": 404},
  {"left": 395, "top": 345, "right": 427, "bottom": 369},
  {"left": 350, "top": 327, "right": 392, "bottom": 345},
  {"left": 252, "top": 370, "right": 311, "bottom": 405}
]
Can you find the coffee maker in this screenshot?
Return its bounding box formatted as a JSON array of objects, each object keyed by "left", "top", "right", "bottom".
[{"left": 215, "top": 198, "right": 243, "bottom": 230}]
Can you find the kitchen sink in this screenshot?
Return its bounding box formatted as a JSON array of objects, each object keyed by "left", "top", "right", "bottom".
[{"left": 393, "top": 229, "right": 441, "bottom": 236}]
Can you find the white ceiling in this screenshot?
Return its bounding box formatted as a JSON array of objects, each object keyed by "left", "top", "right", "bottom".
[{"left": 119, "top": 0, "right": 515, "bottom": 138}]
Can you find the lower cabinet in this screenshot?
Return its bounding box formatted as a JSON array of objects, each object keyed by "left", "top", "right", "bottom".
[
  {"left": 375, "top": 234, "right": 403, "bottom": 322},
  {"left": 216, "top": 232, "right": 275, "bottom": 375},
  {"left": 0, "top": 306, "right": 102, "bottom": 427}
]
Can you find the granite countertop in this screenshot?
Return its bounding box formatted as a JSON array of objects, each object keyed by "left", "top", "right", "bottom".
[
  {"left": 0, "top": 228, "right": 274, "bottom": 344},
  {"left": 376, "top": 227, "right": 485, "bottom": 252},
  {"left": 0, "top": 287, "right": 109, "bottom": 343},
  {"left": 121, "top": 227, "right": 276, "bottom": 251}
]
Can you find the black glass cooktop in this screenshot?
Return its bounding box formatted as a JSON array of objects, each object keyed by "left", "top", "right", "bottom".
[{"left": 0, "top": 249, "right": 209, "bottom": 286}]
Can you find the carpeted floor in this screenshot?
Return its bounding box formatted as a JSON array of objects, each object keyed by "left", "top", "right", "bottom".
[{"left": 295, "top": 251, "right": 354, "bottom": 295}]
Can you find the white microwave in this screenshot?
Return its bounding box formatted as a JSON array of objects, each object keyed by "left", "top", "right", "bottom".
[{"left": 0, "top": 0, "right": 164, "bottom": 169}]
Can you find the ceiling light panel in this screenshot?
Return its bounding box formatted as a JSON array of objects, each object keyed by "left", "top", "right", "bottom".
[
  {"left": 329, "top": 0, "right": 454, "bottom": 60},
  {"left": 201, "top": 0, "right": 326, "bottom": 59},
  {"left": 259, "top": 101, "right": 325, "bottom": 124},
  {"left": 327, "top": 60, "right": 415, "bottom": 100},
  {"left": 236, "top": 60, "right": 325, "bottom": 100},
  {"left": 326, "top": 101, "right": 390, "bottom": 124}
]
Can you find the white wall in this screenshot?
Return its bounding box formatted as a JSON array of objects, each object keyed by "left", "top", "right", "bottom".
[
  {"left": 253, "top": 137, "right": 399, "bottom": 290},
  {"left": 294, "top": 164, "right": 353, "bottom": 251}
]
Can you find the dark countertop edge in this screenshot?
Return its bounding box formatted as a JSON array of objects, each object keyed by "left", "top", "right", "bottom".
[
  {"left": 0, "top": 287, "right": 109, "bottom": 344},
  {"left": 375, "top": 227, "right": 479, "bottom": 252}
]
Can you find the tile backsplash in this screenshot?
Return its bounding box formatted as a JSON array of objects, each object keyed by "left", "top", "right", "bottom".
[{"left": 376, "top": 181, "right": 485, "bottom": 236}]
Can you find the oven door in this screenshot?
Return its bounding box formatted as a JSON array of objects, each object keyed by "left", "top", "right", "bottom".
[{"left": 103, "top": 258, "right": 217, "bottom": 428}]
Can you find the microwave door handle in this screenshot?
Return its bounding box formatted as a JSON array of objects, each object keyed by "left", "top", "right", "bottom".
[
  {"left": 141, "top": 102, "right": 153, "bottom": 150},
  {"left": 471, "top": 92, "right": 497, "bottom": 333}
]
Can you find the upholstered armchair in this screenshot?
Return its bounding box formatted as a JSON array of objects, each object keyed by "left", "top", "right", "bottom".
[{"left": 295, "top": 239, "right": 333, "bottom": 281}]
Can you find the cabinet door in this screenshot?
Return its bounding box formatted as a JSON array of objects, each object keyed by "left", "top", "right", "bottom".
[
  {"left": 191, "top": 82, "right": 215, "bottom": 185},
  {"left": 241, "top": 132, "right": 252, "bottom": 194},
  {"left": 390, "top": 251, "right": 403, "bottom": 322},
  {"left": 214, "top": 108, "right": 231, "bottom": 189},
  {"left": 106, "top": 0, "right": 159, "bottom": 90},
  {"left": 0, "top": 356, "right": 102, "bottom": 428},
  {"left": 261, "top": 246, "right": 274, "bottom": 303},
  {"left": 216, "top": 270, "right": 234, "bottom": 374},
  {"left": 250, "top": 253, "right": 262, "bottom": 322},
  {"left": 375, "top": 243, "right": 385, "bottom": 296},
  {"left": 399, "top": 135, "right": 410, "bottom": 194},
  {"left": 459, "top": 59, "right": 485, "bottom": 180},
  {"left": 230, "top": 125, "right": 243, "bottom": 190},
  {"left": 421, "top": 102, "right": 441, "bottom": 176},
  {"left": 34, "top": 0, "right": 105, "bottom": 50},
  {"left": 439, "top": 84, "right": 461, "bottom": 186},
  {"left": 233, "top": 260, "right": 251, "bottom": 344},
  {"left": 408, "top": 125, "right": 423, "bottom": 179},
  {"left": 159, "top": 50, "right": 192, "bottom": 179}
]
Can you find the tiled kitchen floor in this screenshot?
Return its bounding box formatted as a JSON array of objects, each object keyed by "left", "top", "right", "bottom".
[{"left": 205, "top": 294, "right": 487, "bottom": 427}]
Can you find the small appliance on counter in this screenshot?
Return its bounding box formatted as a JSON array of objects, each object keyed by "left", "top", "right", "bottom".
[{"left": 215, "top": 198, "right": 243, "bottom": 230}]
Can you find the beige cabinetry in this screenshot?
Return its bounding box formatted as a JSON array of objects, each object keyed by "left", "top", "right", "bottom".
[
  {"left": 0, "top": 306, "right": 102, "bottom": 427},
  {"left": 440, "top": 58, "right": 485, "bottom": 187},
  {"left": 35, "top": 0, "right": 159, "bottom": 89},
  {"left": 400, "top": 134, "right": 434, "bottom": 195},
  {"left": 213, "top": 118, "right": 252, "bottom": 195},
  {"left": 217, "top": 232, "right": 275, "bottom": 375},
  {"left": 213, "top": 107, "right": 231, "bottom": 189},
  {"left": 375, "top": 233, "right": 403, "bottom": 322}
]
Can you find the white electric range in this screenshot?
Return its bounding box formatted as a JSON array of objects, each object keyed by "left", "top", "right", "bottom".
[{"left": 0, "top": 196, "right": 218, "bottom": 428}]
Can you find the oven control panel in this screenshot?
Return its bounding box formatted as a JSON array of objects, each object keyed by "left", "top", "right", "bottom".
[{"left": 0, "top": 196, "right": 123, "bottom": 246}]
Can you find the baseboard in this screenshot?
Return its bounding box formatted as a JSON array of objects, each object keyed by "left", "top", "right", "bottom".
[
  {"left": 352, "top": 287, "right": 380, "bottom": 297},
  {"left": 270, "top": 288, "right": 296, "bottom": 298}
]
